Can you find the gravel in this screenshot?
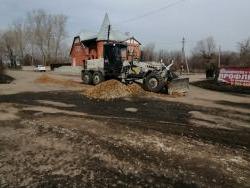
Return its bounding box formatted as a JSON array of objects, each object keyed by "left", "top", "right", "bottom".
[{"left": 84, "top": 80, "right": 145, "bottom": 101}]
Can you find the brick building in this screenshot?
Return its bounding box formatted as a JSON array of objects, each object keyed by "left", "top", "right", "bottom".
[{"left": 70, "top": 13, "right": 141, "bottom": 66}]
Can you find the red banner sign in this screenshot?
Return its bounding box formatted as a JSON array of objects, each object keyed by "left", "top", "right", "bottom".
[{"left": 218, "top": 67, "right": 250, "bottom": 87}]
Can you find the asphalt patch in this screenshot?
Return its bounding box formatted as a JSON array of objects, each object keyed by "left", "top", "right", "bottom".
[
  {"left": 191, "top": 80, "right": 250, "bottom": 95},
  {"left": 216, "top": 100, "right": 250, "bottom": 110},
  {"left": 0, "top": 90, "right": 250, "bottom": 151},
  {"left": 0, "top": 74, "right": 14, "bottom": 84}
]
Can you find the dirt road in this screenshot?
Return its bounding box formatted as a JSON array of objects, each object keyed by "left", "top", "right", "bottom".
[{"left": 0, "top": 70, "right": 250, "bottom": 187}]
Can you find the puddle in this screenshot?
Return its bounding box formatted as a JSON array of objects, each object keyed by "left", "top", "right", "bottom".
[
  {"left": 125, "top": 108, "right": 138, "bottom": 113},
  {"left": 36, "top": 100, "right": 76, "bottom": 107}
]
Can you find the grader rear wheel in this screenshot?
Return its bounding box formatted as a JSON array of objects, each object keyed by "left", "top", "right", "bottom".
[
  {"left": 92, "top": 71, "right": 104, "bottom": 85},
  {"left": 82, "top": 71, "right": 93, "bottom": 85}
]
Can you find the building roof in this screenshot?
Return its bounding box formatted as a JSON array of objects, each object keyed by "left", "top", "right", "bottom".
[
  {"left": 97, "top": 13, "right": 129, "bottom": 41},
  {"left": 79, "top": 13, "right": 131, "bottom": 42},
  {"left": 78, "top": 31, "right": 97, "bottom": 41},
  {"left": 96, "top": 13, "right": 110, "bottom": 40}
]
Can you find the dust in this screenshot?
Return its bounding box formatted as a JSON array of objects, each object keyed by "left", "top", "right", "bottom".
[{"left": 84, "top": 80, "right": 145, "bottom": 101}]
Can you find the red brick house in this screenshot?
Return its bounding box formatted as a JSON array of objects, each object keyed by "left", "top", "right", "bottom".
[{"left": 70, "top": 13, "right": 141, "bottom": 66}]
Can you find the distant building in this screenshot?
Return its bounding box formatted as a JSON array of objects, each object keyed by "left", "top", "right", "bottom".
[{"left": 70, "top": 13, "right": 141, "bottom": 66}]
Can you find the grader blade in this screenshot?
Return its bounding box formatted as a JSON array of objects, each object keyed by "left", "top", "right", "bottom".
[{"left": 168, "top": 78, "right": 189, "bottom": 95}]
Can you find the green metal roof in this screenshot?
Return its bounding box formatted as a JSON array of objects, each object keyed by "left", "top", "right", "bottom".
[
  {"left": 97, "top": 13, "right": 129, "bottom": 41},
  {"left": 78, "top": 31, "right": 97, "bottom": 41},
  {"left": 79, "top": 13, "right": 130, "bottom": 42}
]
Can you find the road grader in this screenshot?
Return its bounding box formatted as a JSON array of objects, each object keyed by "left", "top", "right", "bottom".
[{"left": 81, "top": 42, "right": 189, "bottom": 94}]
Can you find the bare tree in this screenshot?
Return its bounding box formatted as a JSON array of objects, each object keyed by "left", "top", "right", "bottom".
[
  {"left": 238, "top": 38, "right": 250, "bottom": 66},
  {"left": 156, "top": 49, "right": 181, "bottom": 64},
  {"left": 0, "top": 31, "right": 5, "bottom": 63},
  {"left": 26, "top": 12, "right": 42, "bottom": 65},
  {"left": 0, "top": 9, "right": 68, "bottom": 67},
  {"left": 220, "top": 51, "right": 239, "bottom": 66},
  {"left": 26, "top": 10, "right": 53, "bottom": 65},
  {"left": 239, "top": 38, "right": 250, "bottom": 55},
  {"left": 190, "top": 36, "right": 217, "bottom": 73},
  {"left": 0, "top": 34, "right": 4, "bottom": 75},
  {"left": 157, "top": 49, "right": 169, "bottom": 62},
  {"left": 52, "top": 15, "right": 67, "bottom": 63},
  {"left": 12, "top": 20, "right": 29, "bottom": 63},
  {"left": 26, "top": 10, "right": 68, "bottom": 65},
  {"left": 193, "top": 36, "right": 216, "bottom": 59},
  {"left": 0, "top": 36, "right": 4, "bottom": 74},
  {"left": 1, "top": 30, "right": 17, "bottom": 67},
  {"left": 0, "top": 22, "right": 28, "bottom": 67},
  {"left": 25, "top": 24, "right": 35, "bottom": 65},
  {"left": 141, "top": 43, "right": 155, "bottom": 61},
  {"left": 26, "top": 10, "right": 45, "bottom": 65}
]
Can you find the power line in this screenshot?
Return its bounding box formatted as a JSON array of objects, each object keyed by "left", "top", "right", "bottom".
[
  {"left": 142, "top": 39, "right": 198, "bottom": 47},
  {"left": 121, "top": 0, "right": 186, "bottom": 24},
  {"left": 154, "top": 41, "right": 181, "bottom": 46}
]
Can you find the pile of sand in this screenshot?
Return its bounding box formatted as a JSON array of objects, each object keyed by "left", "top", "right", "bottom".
[
  {"left": 35, "top": 75, "right": 79, "bottom": 87},
  {"left": 84, "top": 80, "right": 144, "bottom": 100}
]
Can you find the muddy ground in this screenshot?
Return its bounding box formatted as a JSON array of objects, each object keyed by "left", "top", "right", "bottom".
[
  {"left": 0, "top": 74, "right": 14, "bottom": 84},
  {"left": 0, "top": 70, "right": 250, "bottom": 188},
  {"left": 192, "top": 80, "right": 250, "bottom": 95}
]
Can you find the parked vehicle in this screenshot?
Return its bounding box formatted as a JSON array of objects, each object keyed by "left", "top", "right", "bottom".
[{"left": 34, "top": 65, "right": 46, "bottom": 72}]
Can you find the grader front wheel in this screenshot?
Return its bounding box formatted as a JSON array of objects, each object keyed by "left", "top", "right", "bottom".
[{"left": 144, "top": 72, "right": 165, "bottom": 93}]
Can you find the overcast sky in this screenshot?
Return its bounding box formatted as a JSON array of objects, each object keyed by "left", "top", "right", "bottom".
[{"left": 0, "top": 0, "right": 249, "bottom": 53}]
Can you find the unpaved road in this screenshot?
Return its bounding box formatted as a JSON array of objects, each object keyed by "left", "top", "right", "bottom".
[{"left": 0, "top": 70, "right": 250, "bottom": 188}]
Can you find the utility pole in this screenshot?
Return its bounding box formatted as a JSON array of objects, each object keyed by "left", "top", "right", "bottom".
[
  {"left": 107, "top": 25, "right": 111, "bottom": 43},
  {"left": 182, "top": 37, "right": 190, "bottom": 74},
  {"left": 218, "top": 45, "right": 221, "bottom": 68}
]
